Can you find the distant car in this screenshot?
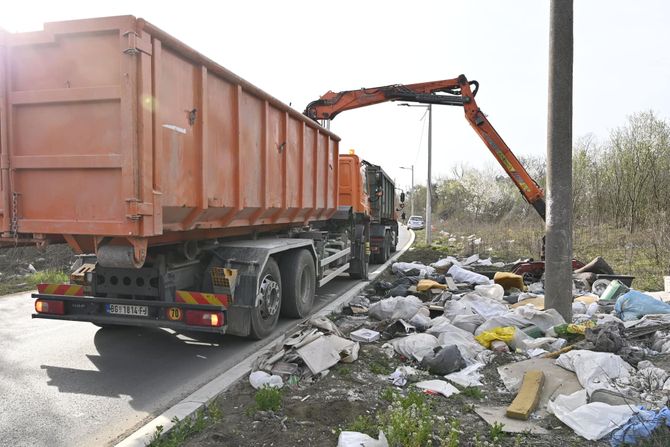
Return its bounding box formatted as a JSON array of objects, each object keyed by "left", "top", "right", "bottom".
[{"left": 407, "top": 215, "right": 425, "bottom": 230}]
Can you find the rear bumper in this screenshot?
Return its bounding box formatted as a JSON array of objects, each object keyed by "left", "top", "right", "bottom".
[{"left": 31, "top": 293, "right": 227, "bottom": 334}]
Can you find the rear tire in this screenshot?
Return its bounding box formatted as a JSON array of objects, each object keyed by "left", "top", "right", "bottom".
[
  {"left": 249, "top": 258, "right": 282, "bottom": 340},
  {"left": 280, "top": 250, "right": 316, "bottom": 318}
]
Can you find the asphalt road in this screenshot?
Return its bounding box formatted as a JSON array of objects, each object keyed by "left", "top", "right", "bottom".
[{"left": 0, "top": 227, "right": 410, "bottom": 447}]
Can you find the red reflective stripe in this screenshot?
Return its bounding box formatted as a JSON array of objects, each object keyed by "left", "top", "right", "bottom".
[
  {"left": 176, "top": 290, "right": 229, "bottom": 308},
  {"left": 37, "top": 283, "right": 83, "bottom": 296}
]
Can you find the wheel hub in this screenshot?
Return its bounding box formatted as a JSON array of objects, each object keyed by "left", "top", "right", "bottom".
[{"left": 258, "top": 274, "right": 280, "bottom": 319}]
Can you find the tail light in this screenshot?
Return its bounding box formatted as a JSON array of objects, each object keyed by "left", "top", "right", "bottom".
[
  {"left": 35, "top": 300, "right": 65, "bottom": 315},
  {"left": 185, "top": 310, "right": 224, "bottom": 327}
]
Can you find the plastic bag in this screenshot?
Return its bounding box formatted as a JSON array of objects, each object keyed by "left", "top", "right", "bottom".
[
  {"left": 549, "top": 399, "right": 635, "bottom": 441},
  {"left": 444, "top": 362, "right": 484, "bottom": 387},
  {"left": 451, "top": 313, "right": 485, "bottom": 333},
  {"left": 474, "top": 313, "right": 531, "bottom": 335},
  {"left": 443, "top": 300, "right": 475, "bottom": 321},
  {"left": 556, "top": 350, "right": 634, "bottom": 396},
  {"left": 414, "top": 379, "right": 460, "bottom": 397},
  {"left": 369, "top": 295, "right": 423, "bottom": 321},
  {"left": 447, "top": 264, "right": 492, "bottom": 285},
  {"left": 249, "top": 371, "right": 283, "bottom": 389},
  {"left": 615, "top": 290, "right": 670, "bottom": 321},
  {"left": 392, "top": 262, "right": 435, "bottom": 278},
  {"left": 459, "top": 292, "right": 509, "bottom": 319},
  {"left": 474, "top": 326, "right": 516, "bottom": 348},
  {"left": 474, "top": 284, "right": 504, "bottom": 301},
  {"left": 389, "top": 333, "right": 439, "bottom": 362},
  {"left": 434, "top": 324, "right": 485, "bottom": 364},
  {"left": 610, "top": 407, "right": 670, "bottom": 446},
  {"left": 337, "top": 431, "right": 389, "bottom": 447}
]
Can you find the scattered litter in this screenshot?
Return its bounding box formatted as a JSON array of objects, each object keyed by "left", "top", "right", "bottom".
[
  {"left": 414, "top": 379, "right": 460, "bottom": 398},
  {"left": 447, "top": 264, "right": 492, "bottom": 285},
  {"left": 610, "top": 406, "right": 670, "bottom": 447},
  {"left": 308, "top": 316, "right": 344, "bottom": 336},
  {"left": 493, "top": 271, "right": 525, "bottom": 291},
  {"left": 270, "top": 361, "right": 300, "bottom": 376},
  {"left": 506, "top": 370, "right": 544, "bottom": 420},
  {"left": 389, "top": 333, "right": 439, "bottom": 362},
  {"left": 615, "top": 290, "right": 670, "bottom": 321},
  {"left": 392, "top": 262, "right": 435, "bottom": 277},
  {"left": 548, "top": 392, "right": 635, "bottom": 441},
  {"left": 420, "top": 345, "right": 466, "bottom": 375},
  {"left": 459, "top": 292, "right": 509, "bottom": 319},
  {"left": 475, "top": 406, "right": 549, "bottom": 435},
  {"left": 556, "top": 350, "right": 634, "bottom": 396},
  {"left": 386, "top": 366, "right": 419, "bottom": 387},
  {"left": 296, "top": 334, "right": 359, "bottom": 374},
  {"left": 249, "top": 371, "right": 283, "bottom": 389},
  {"left": 337, "top": 430, "right": 389, "bottom": 447},
  {"left": 369, "top": 295, "right": 424, "bottom": 321},
  {"left": 349, "top": 328, "right": 380, "bottom": 343},
  {"left": 474, "top": 283, "right": 504, "bottom": 301},
  {"left": 475, "top": 326, "right": 516, "bottom": 349},
  {"left": 445, "top": 362, "right": 484, "bottom": 387}
]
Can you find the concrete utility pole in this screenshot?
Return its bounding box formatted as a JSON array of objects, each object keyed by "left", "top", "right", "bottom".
[
  {"left": 545, "top": 0, "right": 574, "bottom": 321},
  {"left": 400, "top": 165, "right": 415, "bottom": 216},
  {"left": 426, "top": 104, "right": 433, "bottom": 245}
]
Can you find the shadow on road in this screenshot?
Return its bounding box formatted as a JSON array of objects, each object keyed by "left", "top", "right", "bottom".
[{"left": 40, "top": 325, "right": 253, "bottom": 408}]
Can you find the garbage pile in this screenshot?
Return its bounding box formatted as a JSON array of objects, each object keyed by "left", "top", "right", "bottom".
[{"left": 249, "top": 252, "right": 670, "bottom": 446}]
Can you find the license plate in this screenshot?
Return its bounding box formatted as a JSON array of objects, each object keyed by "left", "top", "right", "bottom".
[{"left": 106, "top": 303, "right": 149, "bottom": 317}]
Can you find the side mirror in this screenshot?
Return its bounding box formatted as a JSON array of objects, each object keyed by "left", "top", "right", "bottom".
[{"left": 400, "top": 192, "right": 406, "bottom": 203}]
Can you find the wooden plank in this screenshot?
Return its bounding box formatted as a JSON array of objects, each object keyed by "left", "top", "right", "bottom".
[{"left": 505, "top": 370, "right": 544, "bottom": 420}]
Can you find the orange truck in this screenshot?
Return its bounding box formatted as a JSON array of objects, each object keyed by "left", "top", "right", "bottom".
[{"left": 0, "top": 16, "right": 397, "bottom": 338}]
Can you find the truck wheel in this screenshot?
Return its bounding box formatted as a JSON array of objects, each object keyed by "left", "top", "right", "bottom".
[
  {"left": 280, "top": 250, "right": 316, "bottom": 318},
  {"left": 349, "top": 241, "right": 369, "bottom": 280},
  {"left": 249, "top": 258, "right": 282, "bottom": 339},
  {"left": 382, "top": 231, "right": 392, "bottom": 262},
  {"left": 390, "top": 230, "right": 398, "bottom": 253}
]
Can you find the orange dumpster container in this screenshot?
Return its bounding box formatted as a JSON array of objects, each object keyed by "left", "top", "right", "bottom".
[{"left": 0, "top": 16, "right": 339, "bottom": 266}]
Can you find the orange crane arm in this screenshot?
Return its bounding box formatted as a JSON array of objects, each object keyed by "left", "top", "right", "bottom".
[{"left": 304, "top": 75, "right": 546, "bottom": 220}]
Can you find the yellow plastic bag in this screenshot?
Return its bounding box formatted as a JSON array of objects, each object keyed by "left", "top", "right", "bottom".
[
  {"left": 475, "top": 326, "right": 516, "bottom": 348},
  {"left": 567, "top": 320, "right": 596, "bottom": 335},
  {"left": 416, "top": 279, "right": 448, "bottom": 292}
]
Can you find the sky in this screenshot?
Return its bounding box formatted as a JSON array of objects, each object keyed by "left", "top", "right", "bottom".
[{"left": 2, "top": 0, "right": 669, "bottom": 192}]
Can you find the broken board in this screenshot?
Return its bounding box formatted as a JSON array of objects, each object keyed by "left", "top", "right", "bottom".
[{"left": 506, "top": 370, "right": 545, "bottom": 420}]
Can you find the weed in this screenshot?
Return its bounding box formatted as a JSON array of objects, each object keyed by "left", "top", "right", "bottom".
[
  {"left": 379, "top": 390, "right": 433, "bottom": 447},
  {"left": 461, "top": 387, "right": 484, "bottom": 399},
  {"left": 26, "top": 269, "right": 69, "bottom": 286},
  {"left": 346, "top": 414, "right": 377, "bottom": 438},
  {"left": 254, "top": 385, "right": 283, "bottom": 412},
  {"left": 489, "top": 421, "right": 505, "bottom": 443},
  {"left": 380, "top": 387, "right": 398, "bottom": 402},
  {"left": 336, "top": 366, "right": 352, "bottom": 377},
  {"left": 148, "top": 403, "right": 223, "bottom": 447},
  {"left": 369, "top": 358, "right": 392, "bottom": 375},
  {"left": 440, "top": 418, "right": 461, "bottom": 447}
]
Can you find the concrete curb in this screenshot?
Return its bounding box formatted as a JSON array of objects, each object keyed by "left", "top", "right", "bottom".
[{"left": 115, "top": 229, "right": 415, "bottom": 447}]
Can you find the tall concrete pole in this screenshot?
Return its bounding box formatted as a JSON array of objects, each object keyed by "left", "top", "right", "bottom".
[
  {"left": 545, "top": 0, "right": 573, "bottom": 321},
  {"left": 426, "top": 104, "right": 433, "bottom": 245}
]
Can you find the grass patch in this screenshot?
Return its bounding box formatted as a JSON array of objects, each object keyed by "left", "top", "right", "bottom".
[
  {"left": 369, "top": 358, "right": 392, "bottom": 375},
  {"left": 254, "top": 385, "right": 283, "bottom": 412},
  {"left": 148, "top": 403, "right": 223, "bottom": 447},
  {"left": 379, "top": 390, "right": 433, "bottom": 447},
  {"left": 345, "top": 414, "right": 377, "bottom": 438},
  {"left": 380, "top": 387, "right": 398, "bottom": 402},
  {"left": 460, "top": 387, "right": 484, "bottom": 399},
  {"left": 26, "top": 269, "right": 69, "bottom": 286},
  {"left": 336, "top": 365, "right": 352, "bottom": 377},
  {"left": 489, "top": 421, "right": 505, "bottom": 443}
]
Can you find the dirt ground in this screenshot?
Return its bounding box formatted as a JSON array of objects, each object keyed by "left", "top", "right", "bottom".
[{"left": 180, "top": 248, "right": 608, "bottom": 447}]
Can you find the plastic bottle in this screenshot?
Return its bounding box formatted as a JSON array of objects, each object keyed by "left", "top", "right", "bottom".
[{"left": 474, "top": 284, "right": 505, "bottom": 301}]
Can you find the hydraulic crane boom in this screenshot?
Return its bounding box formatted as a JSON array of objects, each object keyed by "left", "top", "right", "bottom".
[{"left": 304, "top": 75, "right": 546, "bottom": 220}]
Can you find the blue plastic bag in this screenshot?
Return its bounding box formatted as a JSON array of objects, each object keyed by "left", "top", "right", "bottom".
[
  {"left": 610, "top": 407, "right": 670, "bottom": 446},
  {"left": 614, "top": 290, "right": 670, "bottom": 321}
]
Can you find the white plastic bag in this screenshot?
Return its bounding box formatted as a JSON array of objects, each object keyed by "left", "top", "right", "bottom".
[
  {"left": 392, "top": 262, "right": 435, "bottom": 277},
  {"left": 459, "top": 292, "right": 509, "bottom": 319},
  {"left": 414, "top": 379, "right": 460, "bottom": 397},
  {"left": 249, "top": 371, "right": 283, "bottom": 389},
  {"left": 390, "top": 333, "right": 439, "bottom": 362},
  {"left": 548, "top": 396, "right": 635, "bottom": 441},
  {"left": 556, "top": 350, "right": 634, "bottom": 395},
  {"left": 337, "top": 431, "right": 389, "bottom": 447},
  {"left": 444, "top": 363, "right": 484, "bottom": 387},
  {"left": 369, "top": 295, "right": 424, "bottom": 321},
  {"left": 447, "top": 264, "right": 492, "bottom": 285},
  {"left": 474, "top": 284, "right": 504, "bottom": 301}
]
